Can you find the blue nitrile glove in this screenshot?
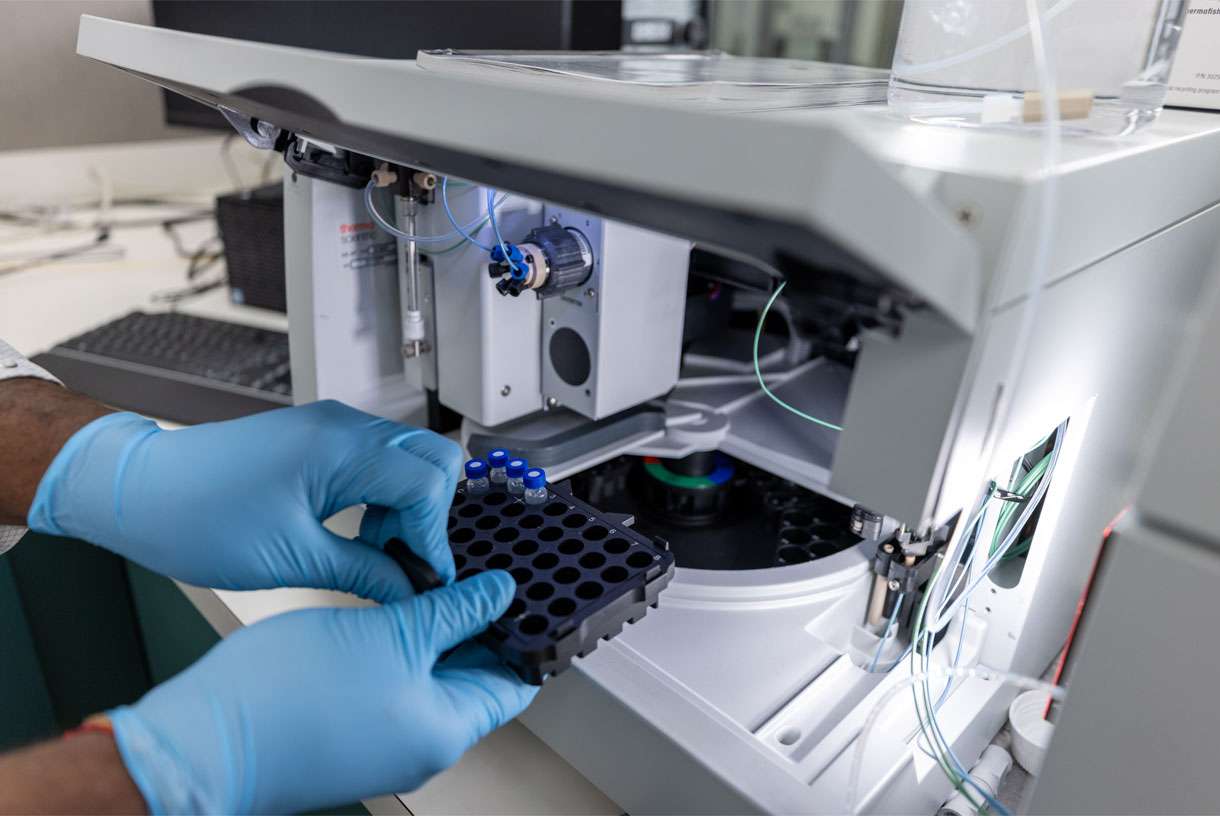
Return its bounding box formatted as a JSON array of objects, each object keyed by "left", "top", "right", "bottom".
[
  {"left": 28, "top": 400, "right": 460, "bottom": 602},
  {"left": 108, "top": 571, "right": 538, "bottom": 814}
]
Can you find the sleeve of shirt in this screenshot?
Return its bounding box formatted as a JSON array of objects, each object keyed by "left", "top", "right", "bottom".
[{"left": 0, "top": 338, "right": 62, "bottom": 554}]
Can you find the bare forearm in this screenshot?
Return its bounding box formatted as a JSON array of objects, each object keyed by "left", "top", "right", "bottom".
[
  {"left": 0, "top": 378, "right": 112, "bottom": 526},
  {"left": 0, "top": 731, "right": 147, "bottom": 815}
]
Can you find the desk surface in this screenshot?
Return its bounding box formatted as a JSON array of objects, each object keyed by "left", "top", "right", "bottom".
[{"left": 0, "top": 192, "right": 616, "bottom": 816}]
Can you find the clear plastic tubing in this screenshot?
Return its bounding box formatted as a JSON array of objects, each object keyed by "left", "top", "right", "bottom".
[
  {"left": 487, "top": 448, "right": 510, "bottom": 485},
  {"left": 505, "top": 457, "right": 528, "bottom": 496},
  {"left": 523, "top": 467, "right": 548, "bottom": 505},
  {"left": 464, "top": 458, "right": 490, "bottom": 495}
]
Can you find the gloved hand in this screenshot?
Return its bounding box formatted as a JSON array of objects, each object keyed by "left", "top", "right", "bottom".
[
  {"left": 108, "top": 571, "right": 538, "bottom": 814},
  {"left": 28, "top": 400, "right": 460, "bottom": 602}
]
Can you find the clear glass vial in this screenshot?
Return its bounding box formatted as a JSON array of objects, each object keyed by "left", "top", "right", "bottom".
[
  {"left": 506, "top": 457, "right": 528, "bottom": 496},
  {"left": 464, "top": 458, "right": 490, "bottom": 495},
  {"left": 523, "top": 467, "right": 548, "bottom": 505},
  {"left": 487, "top": 448, "right": 510, "bottom": 485}
]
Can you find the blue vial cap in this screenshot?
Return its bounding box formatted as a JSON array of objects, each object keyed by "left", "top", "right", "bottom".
[
  {"left": 506, "top": 458, "right": 528, "bottom": 478},
  {"left": 487, "top": 449, "right": 510, "bottom": 468},
  {"left": 523, "top": 467, "right": 546, "bottom": 490},
  {"left": 464, "top": 458, "right": 488, "bottom": 479}
]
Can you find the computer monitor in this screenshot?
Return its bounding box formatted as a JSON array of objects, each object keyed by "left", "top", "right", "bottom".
[{"left": 152, "top": 0, "right": 623, "bottom": 130}]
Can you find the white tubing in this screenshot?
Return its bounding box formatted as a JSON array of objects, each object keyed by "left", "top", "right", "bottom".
[{"left": 846, "top": 666, "right": 1064, "bottom": 814}]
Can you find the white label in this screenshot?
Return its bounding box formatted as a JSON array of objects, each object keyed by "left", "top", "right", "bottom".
[{"left": 1167, "top": 1, "right": 1220, "bottom": 110}]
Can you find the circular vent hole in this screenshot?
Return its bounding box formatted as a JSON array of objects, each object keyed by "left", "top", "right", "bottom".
[
  {"left": 458, "top": 504, "right": 481, "bottom": 518},
  {"left": 494, "top": 527, "right": 520, "bottom": 543},
  {"left": 780, "top": 528, "right": 812, "bottom": 547},
  {"left": 778, "top": 545, "right": 811, "bottom": 564},
  {"left": 602, "top": 566, "right": 628, "bottom": 583},
  {"left": 575, "top": 581, "right": 604, "bottom": 600},
  {"left": 483, "top": 492, "right": 507, "bottom": 505},
  {"left": 467, "top": 540, "right": 493, "bottom": 557},
  {"left": 526, "top": 582, "right": 555, "bottom": 601},
  {"left": 604, "top": 537, "right": 630, "bottom": 554},
  {"left": 511, "top": 540, "right": 539, "bottom": 556},
  {"left": 452, "top": 493, "right": 466, "bottom": 507},
  {"left": 781, "top": 511, "right": 815, "bottom": 528},
  {"left": 538, "top": 526, "right": 563, "bottom": 542},
  {"left": 457, "top": 568, "right": 480, "bottom": 581},
  {"left": 454, "top": 553, "right": 467, "bottom": 570},
  {"left": 548, "top": 597, "right": 576, "bottom": 617},
  {"left": 583, "top": 525, "right": 609, "bottom": 541},
  {"left": 563, "top": 513, "right": 587, "bottom": 529},
  {"left": 485, "top": 553, "right": 512, "bottom": 570},
  {"left": 451, "top": 528, "right": 476, "bottom": 545},
  {"left": 475, "top": 516, "right": 499, "bottom": 530},
  {"left": 626, "top": 551, "right": 653, "bottom": 569},
  {"left": 554, "top": 567, "right": 580, "bottom": 585},
  {"left": 579, "top": 552, "right": 607, "bottom": 569},
  {"left": 544, "top": 502, "right": 567, "bottom": 517},
  {"left": 502, "top": 504, "right": 525, "bottom": 518},
  {"left": 532, "top": 553, "right": 559, "bottom": 570},
  {"left": 558, "top": 538, "right": 583, "bottom": 555},
  {"left": 518, "top": 614, "right": 548, "bottom": 636},
  {"left": 504, "top": 598, "right": 526, "bottom": 618},
  {"left": 520, "top": 514, "right": 544, "bottom": 530},
  {"left": 510, "top": 567, "right": 533, "bottom": 585}
]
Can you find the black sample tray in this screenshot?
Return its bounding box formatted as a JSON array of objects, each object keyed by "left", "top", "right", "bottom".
[{"left": 447, "top": 480, "right": 675, "bottom": 685}]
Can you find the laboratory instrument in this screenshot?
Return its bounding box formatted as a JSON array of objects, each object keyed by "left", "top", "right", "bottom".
[{"left": 75, "top": 14, "right": 1220, "bottom": 815}]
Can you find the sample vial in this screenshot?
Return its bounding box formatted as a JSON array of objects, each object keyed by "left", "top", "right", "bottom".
[
  {"left": 464, "top": 458, "right": 490, "bottom": 495},
  {"left": 505, "top": 457, "right": 528, "bottom": 496},
  {"left": 487, "top": 448, "right": 510, "bottom": 485},
  {"left": 523, "top": 467, "right": 548, "bottom": 505}
]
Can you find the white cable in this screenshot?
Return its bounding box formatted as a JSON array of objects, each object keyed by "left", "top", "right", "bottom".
[{"left": 846, "top": 666, "right": 1065, "bottom": 814}]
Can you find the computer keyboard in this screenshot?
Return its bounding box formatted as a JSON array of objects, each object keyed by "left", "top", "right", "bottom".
[{"left": 33, "top": 311, "right": 293, "bottom": 425}]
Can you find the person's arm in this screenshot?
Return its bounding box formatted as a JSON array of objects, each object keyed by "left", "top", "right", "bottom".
[
  {"left": 0, "top": 378, "right": 112, "bottom": 526},
  {"left": 0, "top": 727, "right": 146, "bottom": 815}
]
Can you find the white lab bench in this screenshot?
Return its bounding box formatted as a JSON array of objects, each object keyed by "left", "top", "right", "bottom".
[{"left": 0, "top": 140, "right": 617, "bottom": 816}]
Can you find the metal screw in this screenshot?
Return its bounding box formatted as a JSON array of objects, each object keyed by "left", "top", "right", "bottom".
[
  {"left": 888, "top": 579, "right": 901, "bottom": 591},
  {"left": 956, "top": 207, "right": 976, "bottom": 226},
  {"left": 545, "top": 396, "right": 559, "bottom": 409},
  {"left": 500, "top": 385, "right": 511, "bottom": 397},
  {"left": 585, "top": 288, "right": 596, "bottom": 299}
]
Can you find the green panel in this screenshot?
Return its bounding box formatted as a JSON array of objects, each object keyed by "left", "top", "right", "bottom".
[
  {"left": 0, "top": 547, "right": 57, "bottom": 749},
  {"left": 6, "top": 532, "right": 150, "bottom": 728},
  {"left": 125, "top": 563, "right": 220, "bottom": 685}
]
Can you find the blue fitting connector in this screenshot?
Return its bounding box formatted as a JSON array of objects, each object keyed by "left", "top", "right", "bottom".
[{"left": 490, "top": 242, "right": 527, "bottom": 277}]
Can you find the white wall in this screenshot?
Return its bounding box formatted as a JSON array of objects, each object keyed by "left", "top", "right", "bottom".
[{"left": 0, "top": 1, "right": 188, "bottom": 151}]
